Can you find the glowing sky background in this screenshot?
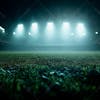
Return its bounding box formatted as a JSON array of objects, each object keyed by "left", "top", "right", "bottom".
[
  {"left": 0, "top": 0, "right": 100, "bottom": 51},
  {"left": 0, "top": 0, "right": 100, "bottom": 31}
]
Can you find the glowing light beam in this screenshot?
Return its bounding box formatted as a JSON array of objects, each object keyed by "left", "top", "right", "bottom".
[
  {"left": 76, "top": 23, "right": 86, "bottom": 37},
  {"left": 45, "top": 22, "right": 55, "bottom": 39},
  {"left": 31, "top": 23, "right": 38, "bottom": 33}
]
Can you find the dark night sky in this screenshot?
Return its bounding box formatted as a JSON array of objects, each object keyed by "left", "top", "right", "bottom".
[{"left": 0, "top": 0, "right": 100, "bottom": 31}]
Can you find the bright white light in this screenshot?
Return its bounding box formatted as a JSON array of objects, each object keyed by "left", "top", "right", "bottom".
[
  {"left": 0, "top": 26, "right": 4, "bottom": 31},
  {"left": 76, "top": 23, "right": 86, "bottom": 37},
  {"left": 13, "top": 32, "right": 16, "bottom": 35},
  {"left": 46, "top": 22, "right": 54, "bottom": 32},
  {"left": 2, "top": 29, "right": 5, "bottom": 33},
  {"left": 17, "top": 24, "right": 24, "bottom": 33},
  {"left": 76, "top": 23, "right": 85, "bottom": 32},
  {"left": 95, "top": 32, "right": 99, "bottom": 35},
  {"left": 45, "top": 22, "right": 55, "bottom": 39},
  {"left": 0, "top": 26, "right": 5, "bottom": 33},
  {"left": 61, "top": 22, "right": 70, "bottom": 39},
  {"left": 31, "top": 23, "right": 38, "bottom": 33},
  {"left": 62, "top": 22, "right": 70, "bottom": 31},
  {"left": 71, "top": 33, "right": 75, "bottom": 36},
  {"left": 28, "top": 32, "right": 32, "bottom": 36},
  {"left": 14, "top": 24, "right": 24, "bottom": 37}
]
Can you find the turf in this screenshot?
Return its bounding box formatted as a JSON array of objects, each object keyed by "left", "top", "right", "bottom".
[
  {"left": 0, "top": 51, "right": 100, "bottom": 66},
  {"left": 0, "top": 51, "right": 100, "bottom": 100}
]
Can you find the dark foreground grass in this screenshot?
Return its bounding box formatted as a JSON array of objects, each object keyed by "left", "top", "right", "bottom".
[{"left": 0, "top": 51, "right": 100, "bottom": 100}]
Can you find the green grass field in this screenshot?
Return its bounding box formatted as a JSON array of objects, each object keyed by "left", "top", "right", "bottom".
[
  {"left": 0, "top": 51, "right": 100, "bottom": 100},
  {"left": 0, "top": 51, "right": 100, "bottom": 66}
]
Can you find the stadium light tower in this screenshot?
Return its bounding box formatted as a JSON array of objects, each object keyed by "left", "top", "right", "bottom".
[
  {"left": 61, "top": 22, "right": 70, "bottom": 38},
  {"left": 17, "top": 24, "right": 24, "bottom": 33},
  {"left": 13, "top": 32, "right": 16, "bottom": 35},
  {"left": 28, "top": 32, "right": 32, "bottom": 36},
  {"left": 29, "top": 22, "right": 39, "bottom": 39},
  {"left": 62, "top": 22, "right": 70, "bottom": 31},
  {"left": 45, "top": 22, "right": 55, "bottom": 39},
  {"left": 76, "top": 23, "right": 86, "bottom": 37},
  {"left": 95, "top": 31, "right": 99, "bottom": 35},
  {"left": 14, "top": 24, "right": 24, "bottom": 37},
  {"left": 0, "top": 26, "right": 5, "bottom": 33},
  {"left": 46, "top": 22, "right": 54, "bottom": 31},
  {"left": 31, "top": 22, "right": 38, "bottom": 33}
]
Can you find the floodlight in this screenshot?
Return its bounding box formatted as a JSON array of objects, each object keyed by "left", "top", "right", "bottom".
[
  {"left": 95, "top": 32, "right": 99, "bottom": 35},
  {"left": 0, "top": 26, "right": 5, "bottom": 33},
  {"left": 2, "top": 30, "right": 5, "bottom": 33},
  {"left": 62, "top": 22, "right": 70, "bottom": 31},
  {"left": 14, "top": 24, "right": 24, "bottom": 37},
  {"left": 71, "top": 33, "right": 74, "bottom": 36},
  {"left": 17, "top": 24, "right": 24, "bottom": 33},
  {"left": 46, "top": 22, "right": 54, "bottom": 32},
  {"left": 45, "top": 22, "right": 55, "bottom": 39},
  {"left": 28, "top": 32, "right": 32, "bottom": 36},
  {"left": 13, "top": 32, "right": 16, "bottom": 35},
  {"left": 31, "top": 23, "right": 38, "bottom": 33},
  {"left": 0, "top": 26, "right": 2, "bottom": 30},
  {"left": 61, "top": 22, "right": 70, "bottom": 38},
  {"left": 76, "top": 23, "right": 86, "bottom": 37}
]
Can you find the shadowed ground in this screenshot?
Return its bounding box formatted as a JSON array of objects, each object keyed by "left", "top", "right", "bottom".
[{"left": 0, "top": 51, "right": 100, "bottom": 100}]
